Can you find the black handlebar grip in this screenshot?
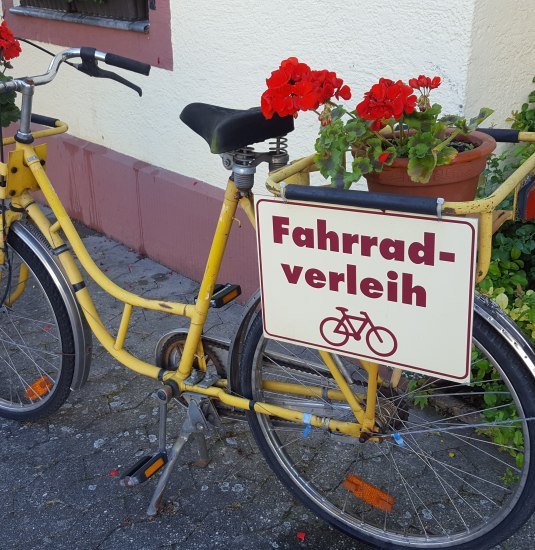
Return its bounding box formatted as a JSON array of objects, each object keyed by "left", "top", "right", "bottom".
[
  {"left": 31, "top": 114, "right": 60, "bottom": 128},
  {"left": 476, "top": 128, "right": 520, "bottom": 143},
  {"left": 104, "top": 53, "right": 151, "bottom": 76},
  {"left": 284, "top": 185, "right": 441, "bottom": 216}
]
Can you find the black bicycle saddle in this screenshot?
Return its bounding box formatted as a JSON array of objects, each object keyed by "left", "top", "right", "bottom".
[{"left": 180, "top": 103, "right": 294, "bottom": 154}]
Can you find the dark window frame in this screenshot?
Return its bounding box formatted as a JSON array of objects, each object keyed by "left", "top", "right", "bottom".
[{"left": 4, "top": 0, "right": 173, "bottom": 70}]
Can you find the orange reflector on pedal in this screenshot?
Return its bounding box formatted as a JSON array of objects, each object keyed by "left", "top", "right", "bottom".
[
  {"left": 343, "top": 474, "right": 394, "bottom": 513},
  {"left": 144, "top": 457, "right": 165, "bottom": 478},
  {"left": 25, "top": 375, "right": 53, "bottom": 400}
]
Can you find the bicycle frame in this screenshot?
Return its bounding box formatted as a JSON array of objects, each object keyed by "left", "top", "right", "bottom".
[{"left": 0, "top": 122, "right": 378, "bottom": 437}]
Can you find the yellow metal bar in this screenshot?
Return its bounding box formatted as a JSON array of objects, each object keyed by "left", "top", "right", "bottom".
[
  {"left": 239, "top": 195, "right": 256, "bottom": 229},
  {"left": 262, "top": 380, "right": 348, "bottom": 402},
  {"left": 18, "top": 151, "right": 195, "bottom": 317},
  {"left": 170, "top": 179, "right": 241, "bottom": 379},
  {"left": 476, "top": 212, "right": 493, "bottom": 282},
  {"left": 390, "top": 368, "right": 402, "bottom": 389},
  {"left": 442, "top": 151, "right": 535, "bottom": 215},
  {"left": 266, "top": 154, "right": 316, "bottom": 195},
  {"left": 5, "top": 263, "right": 29, "bottom": 307},
  {"left": 114, "top": 303, "right": 133, "bottom": 350},
  {"left": 519, "top": 131, "right": 535, "bottom": 142},
  {"left": 13, "top": 196, "right": 162, "bottom": 379},
  {"left": 359, "top": 360, "right": 384, "bottom": 386},
  {"left": 178, "top": 382, "right": 362, "bottom": 437},
  {"left": 319, "top": 350, "right": 366, "bottom": 424},
  {"left": 361, "top": 360, "right": 379, "bottom": 431},
  {"left": 2, "top": 121, "right": 68, "bottom": 146},
  {"left": 265, "top": 150, "right": 535, "bottom": 217}
]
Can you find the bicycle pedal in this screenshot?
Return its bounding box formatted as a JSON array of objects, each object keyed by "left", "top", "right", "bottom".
[
  {"left": 120, "top": 451, "right": 168, "bottom": 487},
  {"left": 195, "top": 283, "right": 241, "bottom": 308}
]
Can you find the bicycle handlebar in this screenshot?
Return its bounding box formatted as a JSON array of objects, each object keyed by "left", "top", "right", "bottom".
[
  {"left": 31, "top": 114, "right": 60, "bottom": 128},
  {"left": 103, "top": 52, "right": 151, "bottom": 76},
  {"left": 0, "top": 47, "right": 151, "bottom": 94}
]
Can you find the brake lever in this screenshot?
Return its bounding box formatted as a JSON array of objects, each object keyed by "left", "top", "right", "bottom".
[{"left": 76, "top": 60, "right": 143, "bottom": 96}]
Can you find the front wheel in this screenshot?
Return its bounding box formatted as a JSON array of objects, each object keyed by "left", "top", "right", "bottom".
[
  {"left": 240, "top": 312, "right": 535, "bottom": 549},
  {"left": 0, "top": 229, "right": 76, "bottom": 420}
]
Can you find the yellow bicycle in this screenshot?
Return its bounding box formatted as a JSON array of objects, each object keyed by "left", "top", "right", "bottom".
[{"left": 1, "top": 46, "right": 535, "bottom": 549}]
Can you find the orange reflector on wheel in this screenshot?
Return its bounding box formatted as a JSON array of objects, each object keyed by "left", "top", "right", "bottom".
[
  {"left": 25, "top": 375, "right": 53, "bottom": 400},
  {"left": 343, "top": 474, "right": 394, "bottom": 513}
]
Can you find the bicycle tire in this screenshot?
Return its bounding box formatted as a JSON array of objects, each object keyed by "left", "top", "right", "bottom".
[
  {"left": 319, "top": 316, "right": 350, "bottom": 346},
  {"left": 0, "top": 229, "right": 76, "bottom": 420},
  {"left": 240, "top": 311, "right": 535, "bottom": 549}
]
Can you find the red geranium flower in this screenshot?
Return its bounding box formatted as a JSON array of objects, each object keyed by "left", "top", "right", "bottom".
[
  {"left": 378, "top": 151, "right": 391, "bottom": 163},
  {"left": 0, "top": 21, "right": 21, "bottom": 61},
  {"left": 409, "top": 75, "right": 441, "bottom": 91},
  {"left": 356, "top": 78, "right": 416, "bottom": 121},
  {"left": 261, "top": 58, "right": 351, "bottom": 119}
]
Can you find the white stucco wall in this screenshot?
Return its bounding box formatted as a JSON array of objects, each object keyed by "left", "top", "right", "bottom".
[
  {"left": 11, "top": 0, "right": 533, "bottom": 189},
  {"left": 465, "top": 0, "right": 535, "bottom": 129}
]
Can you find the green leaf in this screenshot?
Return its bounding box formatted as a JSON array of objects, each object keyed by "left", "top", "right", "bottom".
[
  {"left": 495, "top": 293, "right": 509, "bottom": 310},
  {"left": 467, "top": 107, "right": 494, "bottom": 131},
  {"left": 352, "top": 156, "right": 372, "bottom": 175},
  {"left": 488, "top": 263, "right": 501, "bottom": 276},
  {"left": 510, "top": 248, "right": 521, "bottom": 260},
  {"left": 407, "top": 132, "right": 436, "bottom": 162},
  {"left": 484, "top": 392, "right": 497, "bottom": 406},
  {"left": 441, "top": 114, "right": 462, "bottom": 126},
  {"left": 0, "top": 103, "right": 20, "bottom": 128},
  {"left": 407, "top": 153, "right": 437, "bottom": 183},
  {"left": 343, "top": 170, "right": 360, "bottom": 188},
  {"left": 330, "top": 105, "right": 346, "bottom": 121},
  {"left": 510, "top": 272, "right": 528, "bottom": 286},
  {"left": 436, "top": 146, "right": 457, "bottom": 166},
  {"left": 345, "top": 119, "right": 367, "bottom": 137}
]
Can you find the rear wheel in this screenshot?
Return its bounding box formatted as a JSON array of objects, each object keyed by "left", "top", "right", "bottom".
[
  {"left": 0, "top": 229, "right": 76, "bottom": 420},
  {"left": 240, "top": 312, "right": 535, "bottom": 549}
]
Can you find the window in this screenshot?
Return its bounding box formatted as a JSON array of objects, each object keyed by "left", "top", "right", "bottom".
[
  {"left": 20, "top": 1, "right": 148, "bottom": 22},
  {"left": 5, "top": 0, "right": 172, "bottom": 70}
]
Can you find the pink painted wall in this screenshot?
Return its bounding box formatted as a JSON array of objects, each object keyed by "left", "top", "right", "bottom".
[
  {"left": 3, "top": 1, "right": 173, "bottom": 70},
  {"left": 45, "top": 133, "right": 259, "bottom": 300}
]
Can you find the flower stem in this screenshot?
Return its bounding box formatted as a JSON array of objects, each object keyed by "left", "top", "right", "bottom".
[
  {"left": 373, "top": 131, "right": 395, "bottom": 147},
  {"left": 433, "top": 129, "right": 461, "bottom": 153}
]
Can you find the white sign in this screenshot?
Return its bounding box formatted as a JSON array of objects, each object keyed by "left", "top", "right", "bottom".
[{"left": 256, "top": 198, "right": 478, "bottom": 383}]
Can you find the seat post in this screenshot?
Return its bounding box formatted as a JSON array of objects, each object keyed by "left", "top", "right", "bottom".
[{"left": 232, "top": 147, "right": 257, "bottom": 191}]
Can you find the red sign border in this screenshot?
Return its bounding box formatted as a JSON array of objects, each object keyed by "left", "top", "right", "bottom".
[{"left": 256, "top": 198, "right": 477, "bottom": 381}]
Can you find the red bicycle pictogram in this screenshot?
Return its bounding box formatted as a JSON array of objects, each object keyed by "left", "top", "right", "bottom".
[{"left": 319, "top": 307, "right": 398, "bottom": 357}]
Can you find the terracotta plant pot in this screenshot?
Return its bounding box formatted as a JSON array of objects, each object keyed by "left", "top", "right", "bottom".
[{"left": 365, "top": 131, "right": 496, "bottom": 201}]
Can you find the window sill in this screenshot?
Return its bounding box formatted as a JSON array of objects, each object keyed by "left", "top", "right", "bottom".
[{"left": 9, "top": 6, "right": 149, "bottom": 33}]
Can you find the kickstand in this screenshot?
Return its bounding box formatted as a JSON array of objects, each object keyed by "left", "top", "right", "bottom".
[
  {"left": 147, "top": 425, "right": 192, "bottom": 516},
  {"left": 146, "top": 391, "right": 219, "bottom": 516},
  {"left": 193, "top": 432, "right": 210, "bottom": 468}
]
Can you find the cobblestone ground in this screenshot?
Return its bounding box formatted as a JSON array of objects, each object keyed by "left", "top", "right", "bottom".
[{"left": 1, "top": 225, "right": 534, "bottom": 550}]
